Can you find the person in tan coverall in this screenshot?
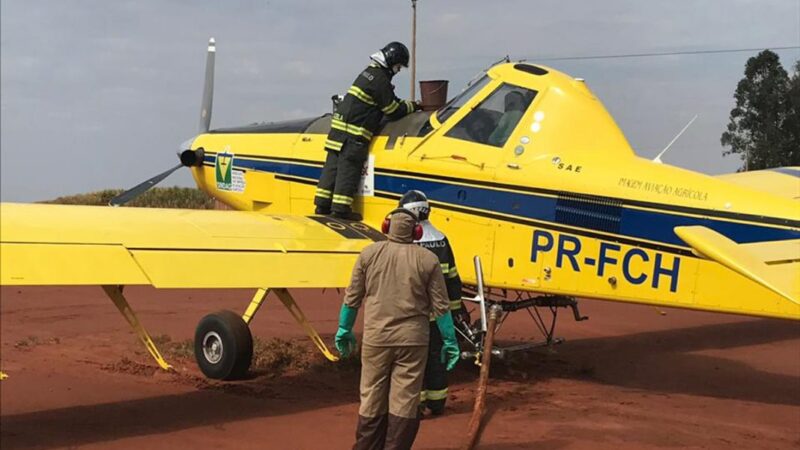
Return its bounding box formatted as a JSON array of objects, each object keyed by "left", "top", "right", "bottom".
[{"left": 334, "top": 208, "right": 457, "bottom": 450}]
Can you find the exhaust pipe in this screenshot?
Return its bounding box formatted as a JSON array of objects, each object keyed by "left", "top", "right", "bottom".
[{"left": 180, "top": 148, "right": 205, "bottom": 167}]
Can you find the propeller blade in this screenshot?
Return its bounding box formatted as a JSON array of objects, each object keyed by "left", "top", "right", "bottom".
[
  {"left": 109, "top": 163, "right": 184, "bottom": 207},
  {"left": 199, "top": 37, "right": 216, "bottom": 133}
]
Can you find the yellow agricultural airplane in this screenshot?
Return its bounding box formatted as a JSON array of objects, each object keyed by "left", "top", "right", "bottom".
[{"left": 2, "top": 39, "right": 799, "bottom": 380}]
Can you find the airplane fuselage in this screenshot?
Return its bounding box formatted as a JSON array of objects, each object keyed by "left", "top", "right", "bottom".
[{"left": 188, "top": 63, "right": 800, "bottom": 320}]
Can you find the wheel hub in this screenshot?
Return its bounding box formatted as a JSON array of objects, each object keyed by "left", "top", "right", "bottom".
[{"left": 202, "top": 331, "right": 223, "bottom": 364}]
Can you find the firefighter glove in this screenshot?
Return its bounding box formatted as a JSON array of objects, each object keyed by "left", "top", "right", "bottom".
[
  {"left": 435, "top": 312, "right": 460, "bottom": 371},
  {"left": 335, "top": 304, "right": 358, "bottom": 357}
]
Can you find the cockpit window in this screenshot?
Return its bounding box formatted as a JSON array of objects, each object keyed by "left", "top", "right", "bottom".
[
  {"left": 435, "top": 75, "right": 491, "bottom": 124},
  {"left": 445, "top": 83, "right": 536, "bottom": 147}
]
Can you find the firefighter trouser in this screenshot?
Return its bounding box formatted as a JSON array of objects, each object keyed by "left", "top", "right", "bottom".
[
  {"left": 421, "top": 322, "right": 448, "bottom": 414},
  {"left": 355, "top": 344, "right": 428, "bottom": 450},
  {"left": 314, "top": 138, "right": 368, "bottom": 214}
]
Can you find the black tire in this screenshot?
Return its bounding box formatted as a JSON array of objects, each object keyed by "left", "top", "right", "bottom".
[{"left": 194, "top": 310, "right": 253, "bottom": 380}]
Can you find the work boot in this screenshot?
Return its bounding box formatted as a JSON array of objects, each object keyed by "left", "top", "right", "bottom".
[
  {"left": 384, "top": 414, "right": 421, "bottom": 450},
  {"left": 332, "top": 210, "right": 363, "bottom": 221},
  {"left": 314, "top": 206, "right": 331, "bottom": 215},
  {"left": 354, "top": 414, "right": 388, "bottom": 450}
]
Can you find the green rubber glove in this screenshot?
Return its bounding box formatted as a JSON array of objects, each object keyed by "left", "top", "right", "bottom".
[
  {"left": 435, "top": 312, "right": 460, "bottom": 371},
  {"left": 335, "top": 304, "right": 358, "bottom": 358}
]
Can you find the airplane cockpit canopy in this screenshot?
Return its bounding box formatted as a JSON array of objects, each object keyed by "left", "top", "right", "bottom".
[
  {"left": 436, "top": 74, "right": 491, "bottom": 125},
  {"left": 207, "top": 61, "right": 632, "bottom": 157},
  {"left": 443, "top": 82, "right": 537, "bottom": 147}
]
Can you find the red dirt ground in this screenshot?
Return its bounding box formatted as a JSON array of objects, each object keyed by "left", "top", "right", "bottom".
[{"left": 1, "top": 286, "right": 798, "bottom": 449}]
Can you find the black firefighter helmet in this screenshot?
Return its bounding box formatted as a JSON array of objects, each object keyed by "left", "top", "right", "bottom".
[{"left": 381, "top": 41, "right": 410, "bottom": 68}]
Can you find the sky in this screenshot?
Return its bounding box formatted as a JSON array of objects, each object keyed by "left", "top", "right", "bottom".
[{"left": 1, "top": 0, "right": 799, "bottom": 201}]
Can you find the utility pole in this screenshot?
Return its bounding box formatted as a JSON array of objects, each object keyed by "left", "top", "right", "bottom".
[
  {"left": 410, "top": 0, "right": 417, "bottom": 101},
  {"left": 745, "top": 148, "right": 749, "bottom": 171}
]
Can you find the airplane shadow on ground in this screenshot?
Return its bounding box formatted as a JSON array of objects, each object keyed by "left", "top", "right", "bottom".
[
  {"left": 2, "top": 318, "right": 798, "bottom": 449},
  {"left": 480, "top": 318, "right": 800, "bottom": 406}
]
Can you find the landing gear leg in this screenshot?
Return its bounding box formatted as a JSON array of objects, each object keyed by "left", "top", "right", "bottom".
[
  {"left": 242, "top": 288, "right": 270, "bottom": 325},
  {"left": 193, "top": 287, "right": 341, "bottom": 380},
  {"left": 243, "top": 287, "right": 339, "bottom": 361},
  {"left": 457, "top": 257, "right": 589, "bottom": 362},
  {"left": 102, "top": 285, "right": 172, "bottom": 371},
  {"left": 272, "top": 288, "right": 339, "bottom": 362}
]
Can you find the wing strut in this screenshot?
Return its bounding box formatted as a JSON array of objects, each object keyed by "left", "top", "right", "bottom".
[
  {"left": 242, "top": 288, "right": 270, "bottom": 324},
  {"left": 273, "top": 289, "right": 340, "bottom": 362},
  {"left": 102, "top": 285, "right": 173, "bottom": 371},
  {"left": 239, "top": 287, "right": 339, "bottom": 362}
]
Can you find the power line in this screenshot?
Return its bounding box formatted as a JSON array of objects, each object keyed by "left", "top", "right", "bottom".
[{"left": 524, "top": 45, "right": 800, "bottom": 62}]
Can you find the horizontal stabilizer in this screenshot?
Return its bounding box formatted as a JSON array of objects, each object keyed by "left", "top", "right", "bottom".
[
  {"left": 716, "top": 167, "right": 800, "bottom": 200},
  {"left": 674, "top": 225, "right": 799, "bottom": 305}
]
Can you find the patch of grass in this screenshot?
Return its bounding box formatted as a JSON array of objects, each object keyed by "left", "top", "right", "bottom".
[
  {"left": 137, "top": 334, "right": 349, "bottom": 379},
  {"left": 44, "top": 186, "right": 215, "bottom": 209},
  {"left": 14, "top": 336, "right": 60, "bottom": 350},
  {"left": 169, "top": 339, "right": 195, "bottom": 360},
  {"left": 150, "top": 334, "right": 173, "bottom": 347},
  {"left": 102, "top": 357, "right": 158, "bottom": 377},
  {"left": 144, "top": 335, "right": 195, "bottom": 361},
  {"left": 14, "top": 336, "right": 40, "bottom": 349},
  {"left": 252, "top": 337, "right": 312, "bottom": 374},
  {"left": 329, "top": 351, "right": 362, "bottom": 373}
]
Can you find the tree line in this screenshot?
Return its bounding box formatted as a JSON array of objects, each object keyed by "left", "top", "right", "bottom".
[{"left": 722, "top": 50, "right": 800, "bottom": 171}]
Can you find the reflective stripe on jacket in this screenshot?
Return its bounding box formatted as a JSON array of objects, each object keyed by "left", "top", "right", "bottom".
[{"left": 325, "top": 63, "right": 415, "bottom": 151}]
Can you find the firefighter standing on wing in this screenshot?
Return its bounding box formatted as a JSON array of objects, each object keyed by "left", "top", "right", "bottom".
[
  {"left": 314, "top": 42, "right": 420, "bottom": 221},
  {"left": 334, "top": 208, "right": 461, "bottom": 450},
  {"left": 399, "top": 190, "right": 468, "bottom": 416}
]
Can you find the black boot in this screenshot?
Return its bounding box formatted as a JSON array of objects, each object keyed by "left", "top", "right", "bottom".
[
  {"left": 354, "top": 414, "right": 388, "bottom": 450},
  {"left": 314, "top": 206, "right": 331, "bottom": 215},
  {"left": 332, "top": 210, "right": 363, "bottom": 221},
  {"left": 383, "top": 414, "right": 420, "bottom": 450}
]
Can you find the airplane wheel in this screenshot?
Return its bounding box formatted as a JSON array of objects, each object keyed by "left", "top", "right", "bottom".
[{"left": 194, "top": 310, "right": 253, "bottom": 380}]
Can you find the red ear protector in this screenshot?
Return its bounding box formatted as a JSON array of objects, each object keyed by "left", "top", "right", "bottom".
[{"left": 381, "top": 208, "right": 423, "bottom": 241}]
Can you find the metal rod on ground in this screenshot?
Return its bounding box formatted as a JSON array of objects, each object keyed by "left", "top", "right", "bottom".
[{"left": 462, "top": 304, "right": 502, "bottom": 450}]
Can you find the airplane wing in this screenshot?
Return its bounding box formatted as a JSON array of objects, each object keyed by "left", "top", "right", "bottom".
[
  {"left": 674, "top": 225, "right": 800, "bottom": 305},
  {"left": 716, "top": 167, "right": 800, "bottom": 200},
  {"left": 0, "top": 203, "right": 380, "bottom": 288}
]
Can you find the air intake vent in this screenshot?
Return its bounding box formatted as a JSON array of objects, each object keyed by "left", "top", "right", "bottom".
[
  {"left": 555, "top": 193, "right": 622, "bottom": 234},
  {"left": 514, "top": 64, "right": 548, "bottom": 76}
]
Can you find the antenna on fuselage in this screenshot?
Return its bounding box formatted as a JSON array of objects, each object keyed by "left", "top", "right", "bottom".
[
  {"left": 653, "top": 114, "right": 698, "bottom": 164},
  {"left": 199, "top": 37, "right": 216, "bottom": 133}
]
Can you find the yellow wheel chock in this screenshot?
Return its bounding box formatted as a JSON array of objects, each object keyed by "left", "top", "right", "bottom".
[{"left": 102, "top": 285, "right": 172, "bottom": 371}]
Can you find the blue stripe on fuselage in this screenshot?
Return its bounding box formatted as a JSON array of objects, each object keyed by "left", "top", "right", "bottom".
[{"left": 205, "top": 154, "right": 800, "bottom": 247}]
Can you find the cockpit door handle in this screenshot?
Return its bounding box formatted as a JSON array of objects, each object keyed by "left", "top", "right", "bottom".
[{"left": 506, "top": 163, "right": 520, "bottom": 170}]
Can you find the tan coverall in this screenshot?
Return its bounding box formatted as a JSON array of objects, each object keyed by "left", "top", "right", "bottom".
[{"left": 344, "top": 213, "right": 449, "bottom": 450}]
